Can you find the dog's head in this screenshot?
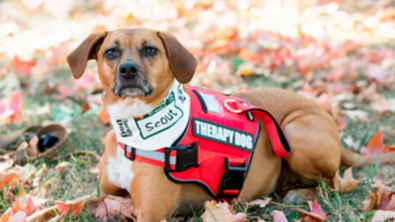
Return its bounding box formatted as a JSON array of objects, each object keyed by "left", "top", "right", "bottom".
[{"left": 67, "top": 28, "right": 197, "bottom": 105}]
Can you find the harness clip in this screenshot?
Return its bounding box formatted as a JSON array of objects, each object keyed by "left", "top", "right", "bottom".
[
  {"left": 218, "top": 158, "right": 247, "bottom": 198},
  {"left": 165, "top": 143, "right": 199, "bottom": 172}
]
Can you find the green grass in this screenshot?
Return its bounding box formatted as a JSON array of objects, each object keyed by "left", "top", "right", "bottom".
[{"left": 1, "top": 70, "right": 395, "bottom": 221}]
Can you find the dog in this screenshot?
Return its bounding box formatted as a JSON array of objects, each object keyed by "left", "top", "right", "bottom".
[{"left": 67, "top": 28, "right": 394, "bottom": 221}]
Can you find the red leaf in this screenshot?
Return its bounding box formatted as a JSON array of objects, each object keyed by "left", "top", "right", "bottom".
[
  {"left": 13, "top": 56, "right": 36, "bottom": 77},
  {"left": 25, "top": 196, "right": 35, "bottom": 216},
  {"left": 297, "top": 200, "right": 327, "bottom": 222}
]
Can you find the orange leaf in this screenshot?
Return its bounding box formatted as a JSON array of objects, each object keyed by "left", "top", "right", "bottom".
[
  {"left": 360, "top": 130, "right": 387, "bottom": 156},
  {"left": 98, "top": 108, "right": 110, "bottom": 125},
  {"left": 0, "top": 209, "right": 12, "bottom": 222},
  {"left": 13, "top": 56, "right": 36, "bottom": 77},
  {"left": 297, "top": 200, "right": 326, "bottom": 222},
  {"left": 12, "top": 199, "right": 25, "bottom": 214},
  {"left": 55, "top": 200, "right": 85, "bottom": 215},
  {"left": 333, "top": 167, "right": 365, "bottom": 194},
  {"left": 0, "top": 172, "right": 18, "bottom": 189},
  {"left": 71, "top": 202, "right": 85, "bottom": 215},
  {"left": 368, "top": 131, "right": 384, "bottom": 149}
]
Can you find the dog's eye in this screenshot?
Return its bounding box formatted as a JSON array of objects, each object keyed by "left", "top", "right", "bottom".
[
  {"left": 143, "top": 46, "right": 158, "bottom": 57},
  {"left": 104, "top": 48, "right": 120, "bottom": 59}
]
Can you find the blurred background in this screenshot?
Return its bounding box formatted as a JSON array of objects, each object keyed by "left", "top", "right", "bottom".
[
  {"left": 1, "top": 0, "right": 395, "bottom": 220},
  {"left": 1, "top": 0, "right": 394, "bottom": 124}
]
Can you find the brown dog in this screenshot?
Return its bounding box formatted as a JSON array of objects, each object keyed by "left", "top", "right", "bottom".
[{"left": 67, "top": 28, "right": 393, "bottom": 221}]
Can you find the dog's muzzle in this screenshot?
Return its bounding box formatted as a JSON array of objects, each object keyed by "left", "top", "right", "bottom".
[{"left": 112, "top": 62, "right": 154, "bottom": 98}]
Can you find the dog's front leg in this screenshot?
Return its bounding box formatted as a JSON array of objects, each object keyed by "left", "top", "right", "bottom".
[
  {"left": 130, "top": 162, "right": 182, "bottom": 222},
  {"left": 98, "top": 130, "right": 127, "bottom": 199}
]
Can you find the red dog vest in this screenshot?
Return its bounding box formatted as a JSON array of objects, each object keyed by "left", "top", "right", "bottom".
[{"left": 117, "top": 87, "right": 291, "bottom": 198}]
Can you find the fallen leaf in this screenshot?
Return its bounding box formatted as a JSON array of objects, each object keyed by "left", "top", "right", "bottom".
[
  {"left": 54, "top": 85, "right": 75, "bottom": 100},
  {"left": 7, "top": 211, "right": 26, "bottom": 222},
  {"left": 55, "top": 162, "right": 71, "bottom": 173},
  {"left": 104, "top": 196, "right": 134, "bottom": 219},
  {"left": 25, "top": 196, "right": 35, "bottom": 216},
  {"left": 297, "top": 200, "right": 327, "bottom": 222},
  {"left": 0, "top": 208, "right": 12, "bottom": 222},
  {"left": 360, "top": 130, "right": 393, "bottom": 156},
  {"left": 271, "top": 210, "right": 288, "bottom": 222},
  {"left": 341, "top": 110, "right": 370, "bottom": 122},
  {"left": 98, "top": 108, "right": 110, "bottom": 125},
  {"left": 370, "top": 210, "right": 395, "bottom": 222},
  {"left": 89, "top": 164, "right": 100, "bottom": 174},
  {"left": 13, "top": 56, "right": 36, "bottom": 77},
  {"left": 55, "top": 200, "right": 85, "bottom": 215},
  {"left": 333, "top": 167, "right": 365, "bottom": 194},
  {"left": 248, "top": 197, "right": 271, "bottom": 208},
  {"left": 0, "top": 155, "right": 14, "bottom": 172},
  {"left": 0, "top": 172, "right": 19, "bottom": 189},
  {"left": 201, "top": 201, "right": 246, "bottom": 222}
]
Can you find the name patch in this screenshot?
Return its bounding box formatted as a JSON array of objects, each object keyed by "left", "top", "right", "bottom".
[
  {"left": 135, "top": 92, "right": 184, "bottom": 139},
  {"left": 193, "top": 118, "right": 254, "bottom": 150}
]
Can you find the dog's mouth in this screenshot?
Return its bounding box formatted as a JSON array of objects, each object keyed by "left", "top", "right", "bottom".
[{"left": 112, "top": 82, "right": 154, "bottom": 98}]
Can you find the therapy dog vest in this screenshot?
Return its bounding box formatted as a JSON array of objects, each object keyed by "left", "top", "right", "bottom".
[{"left": 115, "top": 83, "right": 291, "bottom": 198}]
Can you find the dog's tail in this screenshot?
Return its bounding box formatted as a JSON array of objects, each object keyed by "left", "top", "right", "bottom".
[{"left": 341, "top": 147, "right": 395, "bottom": 167}]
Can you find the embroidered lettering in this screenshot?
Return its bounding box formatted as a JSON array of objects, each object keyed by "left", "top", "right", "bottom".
[
  {"left": 116, "top": 119, "right": 132, "bottom": 137},
  {"left": 135, "top": 92, "right": 184, "bottom": 139},
  {"left": 193, "top": 118, "right": 254, "bottom": 150}
]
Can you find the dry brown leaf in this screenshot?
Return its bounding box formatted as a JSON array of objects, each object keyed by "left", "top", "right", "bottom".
[
  {"left": 94, "top": 195, "right": 135, "bottom": 221},
  {"left": 333, "top": 167, "right": 365, "bottom": 194},
  {"left": 55, "top": 162, "right": 70, "bottom": 173},
  {"left": 365, "top": 183, "right": 395, "bottom": 212},
  {"left": 201, "top": 201, "right": 246, "bottom": 222}
]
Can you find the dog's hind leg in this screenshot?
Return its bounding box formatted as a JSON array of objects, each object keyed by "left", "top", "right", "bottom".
[{"left": 282, "top": 114, "right": 341, "bottom": 182}]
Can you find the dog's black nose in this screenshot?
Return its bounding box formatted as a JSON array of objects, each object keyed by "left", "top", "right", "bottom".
[{"left": 119, "top": 62, "right": 139, "bottom": 79}]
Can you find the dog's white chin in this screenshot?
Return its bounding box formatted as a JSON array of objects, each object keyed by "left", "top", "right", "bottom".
[{"left": 116, "top": 88, "right": 145, "bottom": 98}]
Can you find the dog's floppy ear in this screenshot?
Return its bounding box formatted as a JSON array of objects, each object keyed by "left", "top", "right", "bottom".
[
  {"left": 157, "top": 31, "right": 198, "bottom": 83},
  {"left": 67, "top": 32, "right": 107, "bottom": 79}
]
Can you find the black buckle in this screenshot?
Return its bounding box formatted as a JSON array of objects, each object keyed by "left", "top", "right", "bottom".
[
  {"left": 124, "top": 145, "right": 136, "bottom": 161},
  {"left": 165, "top": 143, "right": 199, "bottom": 172},
  {"left": 218, "top": 158, "right": 247, "bottom": 198}
]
